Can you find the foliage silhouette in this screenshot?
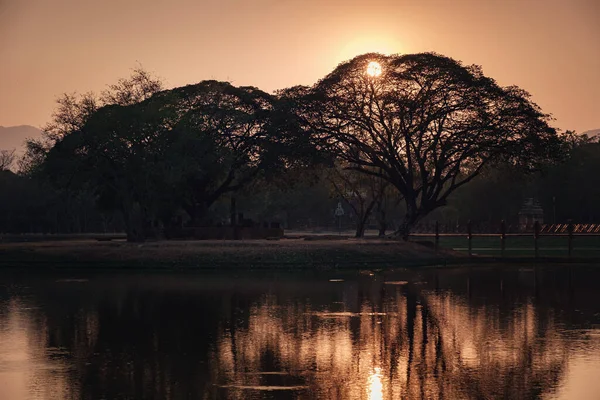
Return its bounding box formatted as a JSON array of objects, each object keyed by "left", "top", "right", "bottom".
[
  {"left": 0, "top": 149, "right": 16, "bottom": 171},
  {"left": 43, "top": 81, "right": 316, "bottom": 241},
  {"left": 287, "top": 52, "right": 564, "bottom": 237},
  {"left": 9, "top": 54, "right": 590, "bottom": 238},
  {"left": 325, "top": 162, "right": 389, "bottom": 237},
  {"left": 20, "top": 67, "right": 164, "bottom": 175}
]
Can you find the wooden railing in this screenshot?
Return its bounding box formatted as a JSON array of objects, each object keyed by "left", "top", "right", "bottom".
[{"left": 411, "top": 220, "right": 600, "bottom": 259}]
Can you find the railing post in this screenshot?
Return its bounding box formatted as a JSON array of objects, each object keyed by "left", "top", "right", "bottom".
[
  {"left": 435, "top": 220, "right": 440, "bottom": 252},
  {"left": 230, "top": 197, "right": 237, "bottom": 227},
  {"left": 500, "top": 220, "right": 506, "bottom": 258},
  {"left": 467, "top": 220, "right": 472, "bottom": 257},
  {"left": 534, "top": 221, "right": 540, "bottom": 259},
  {"left": 567, "top": 220, "right": 574, "bottom": 257}
]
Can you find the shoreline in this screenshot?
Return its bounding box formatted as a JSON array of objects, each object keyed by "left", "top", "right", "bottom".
[
  {"left": 0, "top": 238, "right": 458, "bottom": 270},
  {"left": 0, "top": 238, "right": 598, "bottom": 271}
]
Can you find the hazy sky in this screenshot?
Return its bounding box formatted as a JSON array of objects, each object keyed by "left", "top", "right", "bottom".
[{"left": 1, "top": 0, "right": 599, "bottom": 135}]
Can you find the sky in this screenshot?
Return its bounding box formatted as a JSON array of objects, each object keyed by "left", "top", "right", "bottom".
[{"left": 1, "top": 0, "right": 599, "bottom": 136}]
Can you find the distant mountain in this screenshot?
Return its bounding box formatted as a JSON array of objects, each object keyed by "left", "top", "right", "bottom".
[{"left": 0, "top": 125, "right": 43, "bottom": 155}]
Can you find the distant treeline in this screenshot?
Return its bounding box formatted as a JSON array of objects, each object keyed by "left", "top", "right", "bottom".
[
  {"left": 1, "top": 53, "right": 595, "bottom": 241},
  {"left": 2, "top": 139, "right": 599, "bottom": 236}
]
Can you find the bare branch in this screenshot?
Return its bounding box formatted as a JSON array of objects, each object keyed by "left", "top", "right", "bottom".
[{"left": 0, "top": 149, "right": 16, "bottom": 171}]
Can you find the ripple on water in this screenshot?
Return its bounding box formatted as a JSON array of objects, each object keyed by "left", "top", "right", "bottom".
[
  {"left": 217, "top": 385, "right": 308, "bottom": 391},
  {"left": 308, "top": 311, "right": 389, "bottom": 318}
]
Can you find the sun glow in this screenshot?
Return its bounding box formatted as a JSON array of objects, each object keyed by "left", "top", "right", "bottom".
[{"left": 366, "top": 61, "right": 382, "bottom": 77}]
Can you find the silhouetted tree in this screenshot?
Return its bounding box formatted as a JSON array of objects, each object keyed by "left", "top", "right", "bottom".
[
  {"left": 20, "top": 67, "right": 163, "bottom": 175},
  {"left": 43, "top": 81, "right": 313, "bottom": 241},
  {"left": 536, "top": 140, "right": 600, "bottom": 223},
  {"left": 325, "top": 163, "right": 388, "bottom": 237},
  {"left": 289, "top": 53, "right": 563, "bottom": 238},
  {"left": 442, "top": 163, "right": 530, "bottom": 229},
  {"left": 227, "top": 169, "right": 334, "bottom": 230},
  {"left": 160, "top": 81, "right": 310, "bottom": 227},
  {"left": 0, "top": 149, "right": 15, "bottom": 171}
]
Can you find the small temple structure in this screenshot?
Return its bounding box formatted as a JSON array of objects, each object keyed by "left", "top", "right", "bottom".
[{"left": 518, "top": 198, "right": 544, "bottom": 231}]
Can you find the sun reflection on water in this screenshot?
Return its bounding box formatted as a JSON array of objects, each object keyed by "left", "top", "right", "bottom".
[
  {"left": 2, "top": 269, "right": 600, "bottom": 399},
  {"left": 368, "top": 367, "right": 383, "bottom": 400},
  {"left": 212, "top": 284, "right": 575, "bottom": 399}
]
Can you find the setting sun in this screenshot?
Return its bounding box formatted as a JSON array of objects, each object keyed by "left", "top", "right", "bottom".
[{"left": 366, "top": 61, "right": 382, "bottom": 77}]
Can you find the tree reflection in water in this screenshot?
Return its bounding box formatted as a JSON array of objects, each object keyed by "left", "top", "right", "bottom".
[
  {"left": 211, "top": 275, "right": 569, "bottom": 399},
  {"left": 0, "top": 267, "right": 598, "bottom": 400}
]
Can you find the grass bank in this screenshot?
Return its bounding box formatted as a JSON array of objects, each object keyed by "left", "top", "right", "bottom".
[
  {"left": 3, "top": 237, "right": 598, "bottom": 271},
  {"left": 0, "top": 238, "right": 462, "bottom": 270},
  {"left": 413, "top": 234, "right": 600, "bottom": 258}
]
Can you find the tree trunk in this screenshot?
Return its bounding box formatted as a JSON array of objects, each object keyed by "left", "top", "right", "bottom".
[
  {"left": 395, "top": 219, "right": 412, "bottom": 241},
  {"left": 286, "top": 209, "right": 293, "bottom": 230},
  {"left": 183, "top": 203, "right": 197, "bottom": 227},
  {"left": 145, "top": 217, "right": 165, "bottom": 241},
  {"left": 395, "top": 211, "right": 421, "bottom": 241},
  {"left": 355, "top": 219, "right": 366, "bottom": 238},
  {"left": 377, "top": 205, "right": 387, "bottom": 237},
  {"left": 355, "top": 201, "right": 376, "bottom": 238},
  {"left": 125, "top": 202, "right": 146, "bottom": 242},
  {"left": 183, "top": 202, "right": 209, "bottom": 227}
]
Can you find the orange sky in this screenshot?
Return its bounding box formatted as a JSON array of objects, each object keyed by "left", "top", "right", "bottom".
[{"left": 1, "top": 0, "right": 599, "bottom": 135}]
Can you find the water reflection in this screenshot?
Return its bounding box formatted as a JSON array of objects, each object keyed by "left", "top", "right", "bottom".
[
  {"left": 211, "top": 282, "right": 571, "bottom": 399},
  {"left": 368, "top": 368, "right": 383, "bottom": 400},
  {"left": 0, "top": 297, "right": 71, "bottom": 400},
  {"left": 0, "top": 266, "right": 599, "bottom": 399}
]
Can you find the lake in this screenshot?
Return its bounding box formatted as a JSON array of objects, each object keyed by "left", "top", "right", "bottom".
[{"left": 1, "top": 265, "right": 600, "bottom": 399}]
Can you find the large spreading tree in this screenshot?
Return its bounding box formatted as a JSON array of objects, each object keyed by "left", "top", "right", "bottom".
[
  {"left": 43, "top": 80, "right": 314, "bottom": 241},
  {"left": 287, "top": 52, "right": 564, "bottom": 238},
  {"left": 34, "top": 54, "right": 568, "bottom": 240}
]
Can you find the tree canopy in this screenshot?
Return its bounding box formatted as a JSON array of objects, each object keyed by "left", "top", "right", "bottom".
[
  {"left": 287, "top": 52, "right": 564, "bottom": 236},
  {"left": 43, "top": 80, "right": 315, "bottom": 241},
  {"left": 11, "top": 54, "right": 579, "bottom": 241},
  {"left": 20, "top": 67, "right": 164, "bottom": 175}
]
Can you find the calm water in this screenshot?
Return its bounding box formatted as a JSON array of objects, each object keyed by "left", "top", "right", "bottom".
[{"left": 1, "top": 266, "right": 600, "bottom": 400}]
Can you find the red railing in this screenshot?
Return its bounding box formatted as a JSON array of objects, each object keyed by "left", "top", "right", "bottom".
[{"left": 541, "top": 224, "right": 600, "bottom": 234}]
